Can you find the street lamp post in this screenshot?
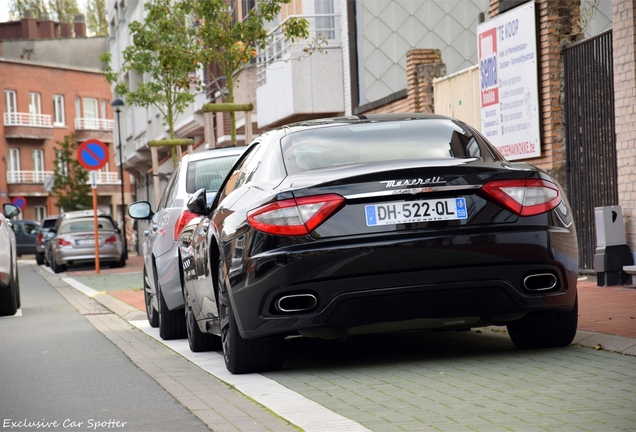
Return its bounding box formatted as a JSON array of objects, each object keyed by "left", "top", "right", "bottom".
[{"left": 112, "top": 98, "right": 127, "bottom": 258}]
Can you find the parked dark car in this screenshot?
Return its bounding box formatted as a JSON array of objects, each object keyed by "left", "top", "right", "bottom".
[
  {"left": 128, "top": 147, "right": 245, "bottom": 340},
  {"left": 35, "top": 215, "right": 58, "bottom": 265},
  {"left": 1, "top": 204, "right": 21, "bottom": 316},
  {"left": 178, "top": 114, "right": 579, "bottom": 374},
  {"left": 11, "top": 220, "right": 40, "bottom": 256}
]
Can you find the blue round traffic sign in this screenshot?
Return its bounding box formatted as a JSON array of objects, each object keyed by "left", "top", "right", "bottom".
[{"left": 77, "top": 139, "right": 109, "bottom": 171}]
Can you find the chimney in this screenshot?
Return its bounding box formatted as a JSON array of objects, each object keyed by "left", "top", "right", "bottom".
[
  {"left": 60, "top": 22, "right": 71, "bottom": 38},
  {"left": 20, "top": 10, "right": 38, "bottom": 39},
  {"left": 74, "top": 14, "right": 86, "bottom": 38},
  {"left": 39, "top": 13, "right": 56, "bottom": 38}
]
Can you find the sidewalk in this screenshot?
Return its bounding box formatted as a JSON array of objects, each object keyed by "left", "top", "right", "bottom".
[{"left": 61, "top": 255, "right": 636, "bottom": 354}]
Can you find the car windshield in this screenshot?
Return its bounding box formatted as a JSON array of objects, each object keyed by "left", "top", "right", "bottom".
[
  {"left": 41, "top": 219, "right": 57, "bottom": 229},
  {"left": 281, "top": 119, "right": 498, "bottom": 175},
  {"left": 59, "top": 217, "right": 115, "bottom": 234},
  {"left": 186, "top": 155, "right": 240, "bottom": 194}
]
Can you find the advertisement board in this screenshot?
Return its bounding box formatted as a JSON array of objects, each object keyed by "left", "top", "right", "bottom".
[{"left": 477, "top": 2, "right": 540, "bottom": 160}]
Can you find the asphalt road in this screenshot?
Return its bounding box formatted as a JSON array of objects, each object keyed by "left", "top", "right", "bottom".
[{"left": 0, "top": 263, "right": 209, "bottom": 431}]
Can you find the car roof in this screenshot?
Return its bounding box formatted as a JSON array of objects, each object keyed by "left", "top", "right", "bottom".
[
  {"left": 60, "top": 210, "right": 111, "bottom": 220},
  {"left": 184, "top": 147, "right": 246, "bottom": 163}
]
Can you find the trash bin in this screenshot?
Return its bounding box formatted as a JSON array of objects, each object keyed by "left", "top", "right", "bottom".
[{"left": 594, "top": 205, "right": 633, "bottom": 286}]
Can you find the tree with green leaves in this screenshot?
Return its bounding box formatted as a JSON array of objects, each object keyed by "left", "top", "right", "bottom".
[
  {"left": 182, "top": 0, "right": 310, "bottom": 145},
  {"left": 52, "top": 134, "right": 92, "bottom": 212},
  {"left": 85, "top": 0, "right": 107, "bottom": 36},
  {"left": 100, "top": 0, "right": 199, "bottom": 163},
  {"left": 9, "top": 0, "right": 80, "bottom": 29}
]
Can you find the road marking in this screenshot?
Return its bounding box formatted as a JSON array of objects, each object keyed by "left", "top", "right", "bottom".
[
  {"left": 62, "top": 277, "right": 100, "bottom": 297},
  {"left": 130, "top": 320, "right": 371, "bottom": 432}
]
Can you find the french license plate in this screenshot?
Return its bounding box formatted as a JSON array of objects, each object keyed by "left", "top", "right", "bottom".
[
  {"left": 76, "top": 239, "right": 95, "bottom": 246},
  {"left": 365, "top": 198, "right": 467, "bottom": 226}
]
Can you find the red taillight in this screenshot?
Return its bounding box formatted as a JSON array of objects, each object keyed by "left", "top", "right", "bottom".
[
  {"left": 38, "top": 233, "right": 44, "bottom": 245},
  {"left": 481, "top": 179, "right": 561, "bottom": 216},
  {"left": 105, "top": 235, "right": 117, "bottom": 244},
  {"left": 174, "top": 210, "right": 198, "bottom": 240},
  {"left": 247, "top": 194, "right": 345, "bottom": 236},
  {"left": 58, "top": 238, "right": 72, "bottom": 246}
]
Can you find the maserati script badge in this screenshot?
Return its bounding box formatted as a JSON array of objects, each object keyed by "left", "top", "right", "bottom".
[{"left": 380, "top": 177, "right": 445, "bottom": 188}]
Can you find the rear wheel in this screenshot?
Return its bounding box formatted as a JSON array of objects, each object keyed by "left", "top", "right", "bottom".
[
  {"left": 218, "top": 263, "right": 284, "bottom": 374},
  {"left": 144, "top": 269, "right": 158, "bottom": 328},
  {"left": 186, "top": 304, "right": 221, "bottom": 352},
  {"left": 51, "top": 257, "right": 67, "bottom": 274},
  {"left": 157, "top": 279, "right": 186, "bottom": 340},
  {"left": 35, "top": 252, "right": 45, "bottom": 265},
  {"left": 111, "top": 254, "right": 126, "bottom": 268},
  {"left": 507, "top": 296, "right": 578, "bottom": 349}
]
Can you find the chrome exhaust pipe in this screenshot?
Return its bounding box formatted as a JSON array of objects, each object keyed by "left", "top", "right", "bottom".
[
  {"left": 523, "top": 273, "right": 558, "bottom": 291},
  {"left": 275, "top": 294, "right": 318, "bottom": 313}
]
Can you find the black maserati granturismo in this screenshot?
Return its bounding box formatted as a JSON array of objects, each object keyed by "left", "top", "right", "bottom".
[{"left": 178, "top": 114, "right": 579, "bottom": 374}]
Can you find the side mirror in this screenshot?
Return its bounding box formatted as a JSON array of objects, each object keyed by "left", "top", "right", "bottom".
[
  {"left": 2, "top": 204, "right": 20, "bottom": 219},
  {"left": 128, "top": 201, "right": 154, "bottom": 220},
  {"left": 187, "top": 188, "right": 208, "bottom": 215}
]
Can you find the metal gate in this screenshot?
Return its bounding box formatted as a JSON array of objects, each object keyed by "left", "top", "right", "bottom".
[{"left": 564, "top": 29, "right": 618, "bottom": 271}]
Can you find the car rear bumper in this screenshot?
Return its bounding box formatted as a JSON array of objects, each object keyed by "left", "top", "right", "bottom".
[
  {"left": 227, "top": 227, "right": 579, "bottom": 339},
  {"left": 54, "top": 247, "right": 122, "bottom": 265}
]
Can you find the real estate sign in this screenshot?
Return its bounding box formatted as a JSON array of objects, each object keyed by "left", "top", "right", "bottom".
[{"left": 477, "top": 2, "right": 540, "bottom": 160}]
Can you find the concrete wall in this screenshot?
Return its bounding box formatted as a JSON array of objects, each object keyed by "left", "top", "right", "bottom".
[{"left": 1, "top": 37, "right": 109, "bottom": 69}]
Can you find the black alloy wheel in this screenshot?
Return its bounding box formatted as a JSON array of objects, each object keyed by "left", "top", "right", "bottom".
[
  {"left": 185, "top": 301, "right": 221, "bottom": 352},
  {"left": 217, "top": 262, "right": 284, "bottom": 374}
]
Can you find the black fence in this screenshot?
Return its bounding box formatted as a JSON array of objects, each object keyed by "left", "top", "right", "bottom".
[{"left": 564, "top": 29, "right": 618, "bottom": 271}]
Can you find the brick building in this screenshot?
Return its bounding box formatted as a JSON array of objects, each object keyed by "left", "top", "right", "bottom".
[{"left": 0, "top": 14, "right": 132, "bottom": 226}]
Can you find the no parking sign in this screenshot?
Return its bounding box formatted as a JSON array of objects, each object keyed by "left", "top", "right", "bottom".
[
  {"left": 11, "top": 196, "right": 26, "bottom": 210},
  {"left": 77, "top": 139, "right": 109, "bottom": 171}
]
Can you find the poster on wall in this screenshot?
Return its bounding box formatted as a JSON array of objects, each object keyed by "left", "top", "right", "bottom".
[{"left": 477, "top": 2, "right": 540, "bottom": 160}]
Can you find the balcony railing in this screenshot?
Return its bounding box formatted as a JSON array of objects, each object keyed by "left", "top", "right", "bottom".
[
  {"left": 75, "top": 118, "right": 115, "bottom": 131},
  {"left": 4, "top": 112, "right": 53, "bottom": 127},
  {"left": 7, "top": 170, "right": 121, "bottom": 185},
  {"left": 256, "top": 14, "right": 340, "bottom": 87}
]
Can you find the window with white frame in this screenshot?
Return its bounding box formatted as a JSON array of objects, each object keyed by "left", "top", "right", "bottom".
[
  {"left": 4, "top": 90, "right": 17, "bottom": 125},
  {"left": 32, "top": 150, "right": 45, "bottom": 182},
  {"left": 8, "top": 148, "right": 20, "bottom": 183},
  {"left": 35, "top": 206, "right": 47, "bottom": 221},
  {"left": 4, "top": 90, "right": 17, "bottom": 113},
  {"left": 29, "top": 92, "right": 42, "bottom": 126},
  {"left": 84, "top": 97, "right": 99, "bottom": 129},
  {"left": 53, "top": 95, "right": 65, "bottom": 126},
  {"left": 56, "top": 150, "right": 68, "bottom": 177},
  {"left": 75, "top": 97, "right": 81, "bottom": 124}
]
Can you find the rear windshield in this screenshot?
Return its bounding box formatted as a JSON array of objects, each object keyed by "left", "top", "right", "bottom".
[
  {"left": 281, "top": 119, "right": 499, "bottom": 175},
  {"left": 41, "top": 219, "right": 57, "bottom": 229},
  {"left": 59, "top": 217, "right": 115, "bottom": 234},
  {"left": 186, "top": 155, "right": 240, "bottom": 194}
]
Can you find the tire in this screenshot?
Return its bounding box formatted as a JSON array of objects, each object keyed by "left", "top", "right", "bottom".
[
  {"left": 51, "top": 257, "right": 67, "bottom": 274},
  {"left": 186, "top": 305, "right": 221, "bottom": 352},
  {"left": 35, "top": 252, "right": 45, "bottom": 265},
  {"left": 0, "top": 264, "right": 18, "bottom": 316},
  {"left": 111, "top": 253, "right": 126, "bottom": 268},
  {"left": 157, "top": 279, "right": 186, "bottom": 340},
  {"left": 144, "top": 269, "right": 158, "bottom": 328},
  {"left": 507, "top": 296, "right": 578, "bottom": 349},
  {"left": 218, "top": 263, "right": 284, "bottom": 374}
]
